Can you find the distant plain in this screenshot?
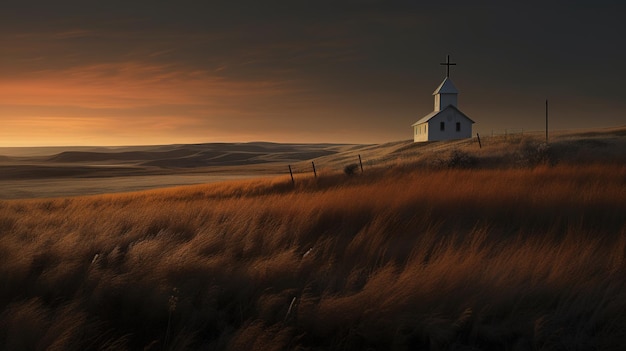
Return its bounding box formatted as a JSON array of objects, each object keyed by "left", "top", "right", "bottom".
[
  {"left": 2, "top": 126, "right": 625, "bottom": 199},
  {"left": 0, "top": 143, "right": 346, "bottom": 199}
]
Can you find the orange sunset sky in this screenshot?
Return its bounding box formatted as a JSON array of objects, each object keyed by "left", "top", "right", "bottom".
[{"left": 1, "top": 1, "right": 624, "bottom": 146}]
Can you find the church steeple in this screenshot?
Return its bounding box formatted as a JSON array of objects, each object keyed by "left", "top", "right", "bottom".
[
  {"left": 431, "top": 55, "right": 459, "bottom": 111},
  {"left": 432, "top": 55, "right": 459, "bottom": 111},
  {"left": 433, "top": 77, "right": 458, "bottom": 111}
]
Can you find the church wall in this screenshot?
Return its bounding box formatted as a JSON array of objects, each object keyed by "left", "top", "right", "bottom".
[
  {"left": 413, "top": 123, "right": 429, "bottom": 142},
  {"left": 426, "top": 109, "right": 472, "bottom": 141}
]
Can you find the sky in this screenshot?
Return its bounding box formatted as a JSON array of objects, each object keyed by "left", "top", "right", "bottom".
[{"left": 1, "top": 1, "right": 625, "bottom": 146}]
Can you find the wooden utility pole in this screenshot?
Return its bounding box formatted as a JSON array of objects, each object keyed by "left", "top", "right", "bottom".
[
  {"left": 311, "top": 161, "right": 317, "bottom": 178},
  {"left": 476, "top": 133, "right": 482, "bottom": 148},
  {"left": 545, "top": 99, "right": 549, "bottom": 143},
  {"left": 358, "top": 154, "right": 364, "bottom": 173}
]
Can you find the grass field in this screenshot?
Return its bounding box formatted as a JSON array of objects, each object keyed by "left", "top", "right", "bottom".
[{"left": 1, "top": 132, "right": 626, "bottom": 350}]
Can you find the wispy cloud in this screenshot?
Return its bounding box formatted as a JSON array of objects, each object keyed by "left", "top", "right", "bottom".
[
  {"left": 0, "top": 59, "right": 317, "bottom": 145},
  {"left": 0, "top": 61, "right": 299, "bottom": 108}
]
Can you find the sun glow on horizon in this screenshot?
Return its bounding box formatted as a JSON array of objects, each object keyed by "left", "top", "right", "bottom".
[{"left": 0, "top": 61, "right": 319, "bottom": 147}]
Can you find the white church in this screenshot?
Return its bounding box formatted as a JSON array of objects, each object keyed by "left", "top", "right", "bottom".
[{"left": 412, "top": 56, "right": 474, "bottom": 142}]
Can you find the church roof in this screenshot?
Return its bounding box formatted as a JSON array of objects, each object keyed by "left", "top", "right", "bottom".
[
  {"left": 411, "top": 105, "right": 474, "bottom": 126},
  {"left": 432, "top": 77, "right": 458, "bottom": 95}
]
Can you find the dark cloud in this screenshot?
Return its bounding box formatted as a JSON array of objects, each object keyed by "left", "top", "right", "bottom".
[{"left": 1, "top": 0, "right": 625, "bottom": 145}]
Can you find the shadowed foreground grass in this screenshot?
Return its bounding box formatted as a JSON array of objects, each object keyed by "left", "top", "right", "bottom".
[{"left": 1, "top": 164, "right": 625, "bottom": 350}]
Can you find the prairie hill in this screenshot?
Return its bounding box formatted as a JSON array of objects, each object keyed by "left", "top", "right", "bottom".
[
  {"left": 292, "top": 126, "right": 626, "bottom": 172},
  {"left": 0, "top": 126, "right": 624, "bottom": 197},
  {"left": 43, "top": 143, "right": 344, "bottom": 167}
]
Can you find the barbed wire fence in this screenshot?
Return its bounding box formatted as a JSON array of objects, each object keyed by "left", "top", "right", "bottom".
[{"left": 285, "top": 129, "right": 538, "bottom": 184}]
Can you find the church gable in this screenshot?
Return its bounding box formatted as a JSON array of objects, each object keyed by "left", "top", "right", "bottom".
[
  {"left": 428, "top": 106, "right": 472, "bottom": 133},
  {"left": 435, "top": 105, "right": 474, "bottom": 124}
]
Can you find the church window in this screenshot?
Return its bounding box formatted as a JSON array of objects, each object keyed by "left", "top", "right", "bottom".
[
  {"left": 456, "top": 122, "right": 461, "bottom": 132},
  {"left": 440, "top": 122, "right": 445, "bottom": 131}
]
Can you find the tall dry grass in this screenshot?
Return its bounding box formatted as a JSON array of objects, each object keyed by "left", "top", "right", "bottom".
[{"left": 0, "top": 164, "right": 625, "bottom": 350}]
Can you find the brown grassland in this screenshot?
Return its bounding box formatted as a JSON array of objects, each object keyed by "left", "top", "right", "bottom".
[{"left": 1, "top": 133, "right": 626, "bottom": 350}]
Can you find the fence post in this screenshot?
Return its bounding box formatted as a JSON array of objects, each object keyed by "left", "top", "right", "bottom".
[
  {"left": 311, "top": 161, "right": 317, "bottom": 178},
  {"left": 476, "top": 133, "right": 482, "bottom": 148},
  {"left": 358, "top": 154, "right": 364, "bottom": 173},
  {"left": 288, "top": 165, "right": 294, "bottom": 185}
]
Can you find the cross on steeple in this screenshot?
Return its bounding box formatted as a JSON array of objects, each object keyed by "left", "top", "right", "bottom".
[{"left": 440, "top": 55, "right": 457, "bottom": 78}]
